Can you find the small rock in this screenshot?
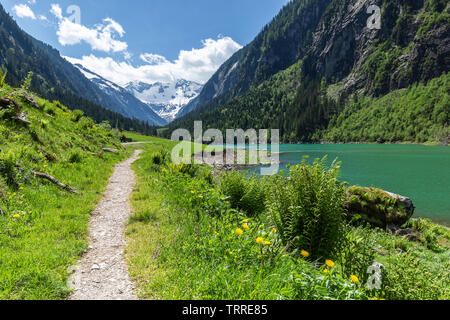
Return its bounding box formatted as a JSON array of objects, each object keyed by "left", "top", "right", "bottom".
[{"left": 91, "top": 264, "right": 100, "bottom": 270}]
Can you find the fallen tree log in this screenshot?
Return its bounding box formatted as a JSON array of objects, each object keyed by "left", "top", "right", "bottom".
[
  {"left": 32, "top": 171, "right": 78, "bottom": 194},
  {"left": 0, "top": 97, "right": 21, "bottom": 110},
  {"left": 12, "top": 113, "right": 31, "bottom": 126},
  {"left": 102, "top": 148, "right": 119, "bottom": 153}
]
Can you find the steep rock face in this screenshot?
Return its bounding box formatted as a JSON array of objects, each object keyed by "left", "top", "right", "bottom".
[
  {"left": 177, "top": 0, "right": 449, "bottom": 124},
  {"left": 184, "top": 0, "right": 332, "bottom": 114},
  {"left": 305, "top": 0, "right": 450, "bottom": 95}
]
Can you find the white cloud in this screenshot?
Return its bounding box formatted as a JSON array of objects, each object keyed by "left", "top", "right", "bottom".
[
  {"left": 51, "top": 4, "right": 127, "bottom": 53},
  {"left": 65, "top": 36, "right": 242, "bottom": 86},
  {"left": 140, "top": 53, "right": 168, "bottom": 65},
  {"left": 50, "top": 3, "right": 62, "bottom": 19},
  {"left": 13, "top": 4, "right": 36, "bottom": 19}
]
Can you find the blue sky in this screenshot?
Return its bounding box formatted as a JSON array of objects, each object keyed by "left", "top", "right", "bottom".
[{"left": 3, "top": 0, "right": 291, "bottom": 85}]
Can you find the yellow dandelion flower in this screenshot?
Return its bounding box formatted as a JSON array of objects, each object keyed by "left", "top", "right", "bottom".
[
  {"left": 243, "top": 219, "right": 248, "bottom": 223},
  {"left": 325, "top": 260, "right": 335, "bottom": 268},
  {"left": 272, "top": 228, "right": 277, "bottom": 233},
  {"left": 256, "top": 237, "right": 264, "bottom": 245},
  {"left": 190, "top": 190, "right": 195, "bottom": 194},
  {"left": 301, "top": 250, "right": 310, "bottom": 258},
  {"left": 350, "top": 275, "right": 359, "bottom": 284},
  {"left": 242, "top": 224, "right": 249, "bottom": 230},
  {"left": 13, "top": 214, "right": 20, "bottom": 219},
  {"left": 228, "top": 251, "right": 233, "bottom": 255},
  {"left": 214, "top": 231, "right": 219, "bottom": 236},
  {"left": 19, "top": 187, "right": 23, "bottom": 190},
  {"left": 198, "top": 195, "right": 204, "bottom": 199},
  {"left": 264, "top": 241, "right": 271, "bottom": 246},
  {"left": 324, "top": 269, "right": 330, "bottom": 273},
  {"left": 29, "top": 211, "right": 33, "bottom": 214},
  {"left": 235, "top": 228, "right": 243, "bottom": 236}
]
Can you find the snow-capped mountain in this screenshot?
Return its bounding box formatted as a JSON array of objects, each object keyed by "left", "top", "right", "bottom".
[
  {"left": 73, "top": 64, "right": 167, "bottom": 126},
  {"left": 125, "top": 80, "right": 203, "bottom": 122}
]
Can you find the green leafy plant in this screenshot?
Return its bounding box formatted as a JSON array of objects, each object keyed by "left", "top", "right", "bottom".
[
  {"left": 70, "top": 110, "right": 84, "bottom": 122},
  {"left": 220, "top": 170, "right": 267, "bottom": 217},
  {"left": 0, "top": 67, "right": 7, "bottom": 88},
  {"left": 267, "top": 156, "right": 346, "bottom": 260},
  {"left": 21, "top": 71, "right": 34, "bottom": 91}
]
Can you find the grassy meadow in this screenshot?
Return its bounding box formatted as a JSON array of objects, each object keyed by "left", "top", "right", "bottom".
[
  {"left": 0, "top": 79, "right": 448, "bottom": 300},
  {"left": 0, "top": 82, "right": 131, "bottom": 299},
  {"left": 125, "top": 135, "right": 450, "bottom": 300}
]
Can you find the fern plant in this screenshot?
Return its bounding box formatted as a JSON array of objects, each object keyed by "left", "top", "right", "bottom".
[
  {"left": 267, "top": 156, "right": 346, "bottom": 260},
  {"left": 21, "top": 71, "right": 34, "bottom": 91},
  {"left": 0, "top": 68, "right": 7, "bottom": 88}
]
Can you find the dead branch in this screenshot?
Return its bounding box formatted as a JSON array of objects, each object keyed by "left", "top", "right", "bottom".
[
  {"left": 102, "top": 148, "right": 119, "bottom": 153},
  {"left": 0, "top": 97, "right": 20, "bottom": 110},
  {"left": 12, "top": 113, "right": 31, "bottom": 125},
  {"left": 32, "top": 171, "right": 78, "bottom": 194}
]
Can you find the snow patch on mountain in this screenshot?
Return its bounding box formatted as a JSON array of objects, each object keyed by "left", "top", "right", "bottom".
[
  {"left": 125, "top": 80, "right": 203, "bottom": 122},
  {"left": 73, "top": 64, "right": 167, "bottom": 126}
]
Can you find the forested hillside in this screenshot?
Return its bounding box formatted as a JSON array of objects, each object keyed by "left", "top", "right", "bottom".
[
  {"left": 0, "top": 4, "right": 158, "bottom": 134},
  {"left": 170, "top": 0, "right": 449, "bottom": 144}
]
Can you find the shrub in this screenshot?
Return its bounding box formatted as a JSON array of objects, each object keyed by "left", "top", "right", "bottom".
[
  {"left": 53, "top": 100, "right": 69, "bottom": 112},
  {"left": 267, "top": 157, "right": 346, "bottom": 260},
  {"left": 78, "top": 117, "right": 94, "bottom": 130},
  {"left": 220, "top": 171, "right": 267, "bottom": 217},
  {"left": 71, "top": 110, "right": 84, "bottom": 122},
  {"left": 98, "top": 121, "right": 112, "bottom": 131},
  {"left": 0, "top": 68, "right": 7, "bottom": 88},
  {"left": 379, "top": 253, "right": 450, "bottom": 300},
  {"left": 337, "top": 226, "right": 377, "bottom": 283},
  {"left": 68, "top": 148, "right": 84, "bottom": 163},
  {"left": 44, "top": 105, "right": 56, "bottom": 116},
  {"left": 0, "top": 150, "right": 23, "bottom": 188},
  {"left": 21, "top": 71, "right": 33, "bottom": 91},
  {"left": 150, "top": 150, "right": 169, "bottom": 166}
]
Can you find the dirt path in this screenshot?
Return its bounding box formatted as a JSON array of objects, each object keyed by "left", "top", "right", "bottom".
[{"left": 69, "top": 150, "right": 142, "bottom": 300}]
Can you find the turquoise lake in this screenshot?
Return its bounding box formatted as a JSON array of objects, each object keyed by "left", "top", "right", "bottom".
[{"left": 244, "top": 144, "right": 450, "bottom": 225}]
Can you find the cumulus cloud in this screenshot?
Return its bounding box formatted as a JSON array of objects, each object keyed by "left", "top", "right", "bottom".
[
  {"left": 51, "top": 4, "right": 127, "bottom": 53},
  {"left": 140, "top": 53, "right": 168, "bottom": 65},
  {"left": 50, "top": 3, "right": 62, "bottom": 19},
  {"left": 65, "top": 36, "right": 242, "bottom": 86},
  {"left": 13, "top": 4, "right": 36, "bottom": 19}
]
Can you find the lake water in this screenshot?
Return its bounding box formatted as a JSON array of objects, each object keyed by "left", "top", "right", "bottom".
[{"left": 245, "top": 144, "right": 450, "bottom": 225}]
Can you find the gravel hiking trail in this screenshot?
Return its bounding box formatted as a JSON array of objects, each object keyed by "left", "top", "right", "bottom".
[{"left": 69, "top": 150, "right": 142, "bottom": 300}]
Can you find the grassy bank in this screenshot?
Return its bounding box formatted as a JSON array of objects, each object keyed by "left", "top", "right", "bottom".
[
  {"left": 0, "top": 84, "right": 130, "bottom": 299},
  {"left": 126, "top": 138, "right": 449, "bottom": 300}
]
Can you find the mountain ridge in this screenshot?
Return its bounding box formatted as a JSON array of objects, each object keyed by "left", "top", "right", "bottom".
[
  {"left": 125, "top": 79, "right": 203, "bottom": 122},
  {"left": 0, "top": 4, "right": 159, "bottom": 132},
  {"left": 72, "top": 64, "right": 167, "bottom": 126},
  {"left": 169, "top": 0, "right": 449, "bottom": 143}
]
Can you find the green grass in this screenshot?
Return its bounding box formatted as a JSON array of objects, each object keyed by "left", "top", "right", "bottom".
[
  {"left": 0, "top": 84, "right": 131, "bottom": 299},
  {"left": 126, "top": 145, "right": 369, "bottom": 300},
  {"left": 126, "top": 141, "right": 450, "bottom": 300}
]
